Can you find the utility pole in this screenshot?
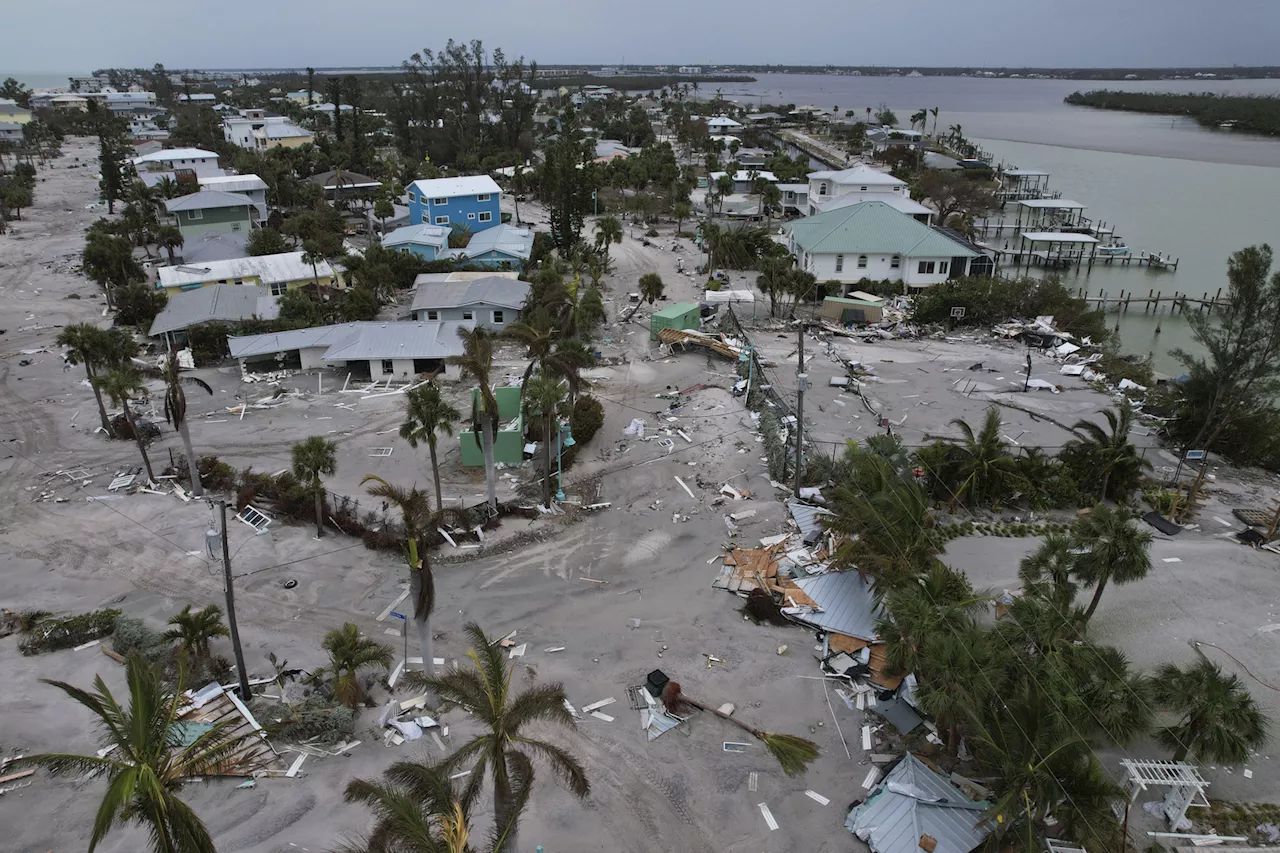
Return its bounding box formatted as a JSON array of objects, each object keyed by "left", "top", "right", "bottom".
[
  {"left": 219, "top": 500, "right": 253, "bottom": 701},
  {"left": 794, "top": 319, "right": 806, "bottom": 499}
]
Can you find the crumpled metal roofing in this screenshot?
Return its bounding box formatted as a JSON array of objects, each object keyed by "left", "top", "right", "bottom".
[
  {"left": 787, "top": 500, "right": 833, "bottom": 539},
  {"left": 846, "top": 754, "right": 989, "bottom": 853},
  {"left": 791, "top": 571, "right": 881, "bottom": 641}
]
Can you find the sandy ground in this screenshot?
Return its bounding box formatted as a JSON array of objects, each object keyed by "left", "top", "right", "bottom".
[{"left": 3, "top": 140, "right": 1280, "bottom": 853}]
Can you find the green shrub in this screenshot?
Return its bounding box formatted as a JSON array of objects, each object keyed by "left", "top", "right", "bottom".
[{"left": 19, "top": 608, "right": 120, "bottom": 655}]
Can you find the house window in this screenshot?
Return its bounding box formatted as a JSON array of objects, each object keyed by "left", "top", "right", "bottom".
[
  {"left": 433, "top": 197, "right": 448, "bottom": 205},
  {"left": 891, "top": 255, "right": 901, "bottom": 269},
  {"left": 818, "top": 182, "right": 828, "bottom": 196},
  {"left": 188, "top": 209, "right": 203, "bottom": 220},
  {"left": 269, "top": 282, "right": 287, "bottom": 296},
  {"left": 476, "top": 193, "right": 490, "bottom": 202},
  {"left": 426, "top": 310, "right": 439, "bottom": 321},
  {"left": 834, "top": 255, "right": 844, "bottom": 273},
  {"left": 478, "top": 211, "right": 492, "bottom": 223},
  {"left": 492, "top": 310, "right": 505, "bottom": 325},
  {"left": 860, "top": 186, "right": 868, "bottom": 191},
  {"left": 435, "top": 215, "right": 450, "bottom": 225},
  {"left": 231, "top": 222, "right": 241, "bottom": 232},
  {"left": 407, "top": 191, "right": 416, "bottom": 202},
  {"left": 421, "top": 213, "right": 430, "bottom": 224},
  {"left": 381, "top": 359, "right": 395, "bottom": 375},
  {"left": 857, "top": 255, "right": 868, "bottom": 268},
  {"left": 918, "top": 261, "right": 936, "bottom": 274},
  {"left": 468, "top": 213, "right": 475, "bottom": 220},
  {"left": 938, "top": 261, "right": 950, "bottom": 275},
  {"left": 462, "top": 310, "right": 474, "bottom": 320}
]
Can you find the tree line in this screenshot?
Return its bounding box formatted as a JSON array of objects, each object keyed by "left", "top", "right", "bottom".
[{"left": 1066, "top": 90, "right": 1280, "bottom": 136}]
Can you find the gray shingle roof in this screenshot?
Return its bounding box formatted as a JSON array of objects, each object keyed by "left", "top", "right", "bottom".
[
  {"left": 787, "top": 201, "right": 978, "bottom": 258},
  {"left": 149, "top": 284, "right": 279, "bottom": 337},
  {"left": 410, "top": 276, "right": 530, "bottom": 312},
  {"left": 845, "top": 755, "right": 990, "bottom": 853},
  {"left": 791, "top": 570, "right": 881, "bottom": 640}
]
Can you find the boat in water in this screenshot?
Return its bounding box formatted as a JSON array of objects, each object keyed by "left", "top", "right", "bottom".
[{"left": 1098, "top": 243, "right": 1129, "bottom": 256}]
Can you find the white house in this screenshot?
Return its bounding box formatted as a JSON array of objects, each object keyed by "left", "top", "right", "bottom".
[
  {"left": 785, "top": 201, "right": 980, "bottom": 292},
  {"left": 227, "top": 321, "right": 471, "bottom": 380},
  {"left": 706, "top": 115, "right": 744, "bottom": 136},
  {"left": 131, "top": 147, "right": 222, "bottom": 178},
  {"left": 806, "top": 164, "right": 917, "bottom": 217}
]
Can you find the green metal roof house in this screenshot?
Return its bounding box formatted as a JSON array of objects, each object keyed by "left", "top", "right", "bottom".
[
  {"left": 459, "top": 385, "right": 525, "bottom": 467},
  {"left": 649, "top": 302, "right": 701, "bottom": 341},
  {"left": 785, "top": 201, "right": 983, "bottom": 292}
]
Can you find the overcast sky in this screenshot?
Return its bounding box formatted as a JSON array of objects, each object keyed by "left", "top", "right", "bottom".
[{"left": 5, "top": 0, "right": 1278, "bottom": 73}]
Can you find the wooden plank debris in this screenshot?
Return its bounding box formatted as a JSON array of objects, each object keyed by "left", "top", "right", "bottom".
[
  {"left": 805, "top": 789, "right": 830, "bottom": 805},
  {"left": 758, "top": 803, "right": 779, "bottom": 831}
]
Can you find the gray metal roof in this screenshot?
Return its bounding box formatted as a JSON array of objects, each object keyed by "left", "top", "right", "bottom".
[
  {"left": 411, "top": 276, "right": 530, "bottom": 312},
  {"left": 383, "top": 223, "right": 449, "bottom": 250},
  {"left": 149, "top": 284, "right": 279, "bottom": 336},
  {"left": 322, "top": 321, "right": 473, "bottom": 362},
  {"left": 791, "top": 571, "right": 881, "bottom": 641},
  {"left": 165, "top": 190, "right": 255, "bottom": 213},
  {"left": 228, "top": 324, "right": 366, "bottom": 359},
  {"left": 787, "top": 500, "right": 833, "bottom": 538},
  {"left": 442, "top": 225, "right": 534, "bottom": 262},
  {"left": 846, "top": 755, "right": 990, "bottom": 853}
]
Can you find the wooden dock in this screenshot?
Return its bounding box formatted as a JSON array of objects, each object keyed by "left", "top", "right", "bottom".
[
  {"left": 984, "top": 244, "right": 1180, "bottom": 273},
  {"left": 1077, "top": 286, "right": 1224, "bottom": 315}
]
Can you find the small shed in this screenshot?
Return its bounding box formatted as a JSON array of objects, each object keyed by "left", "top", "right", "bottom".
[
  {"left": 459, "top": 386, "right": 525, "bottom": 467},
  {"left": 650, "top": 302, "right": 701, "bottom": 342},
  {"left": 821, "top": 296, "right": 884, "bottom": 326}
]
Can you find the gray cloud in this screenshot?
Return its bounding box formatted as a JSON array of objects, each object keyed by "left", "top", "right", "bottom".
[{"left": 5, "top": 0, "right": 1277, "bottom": 72}]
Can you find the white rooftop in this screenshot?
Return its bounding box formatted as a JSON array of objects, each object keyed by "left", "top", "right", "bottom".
[
  {"left": 1017, "top": 198, "right": 1086, "bottom": 210},
  {"left": 1019, "top": 232, "right": 1100, "bottom": 244},
  {"left": 132, "top": 148, "right": 219, "bottom": 165},
  {"left": 1003, "top": 169, "right": 1050, "bottom": 177},
  {"left": 198, "top": 174, "right": 269, "bottom": 193},
  {"left": 709, "top": 170, "right": 778, "bottom": 183},
  {"left": 808, "top": 164, "right": 906, "bottom": 186},
  {"left": 409, "top": 174, "right": 502, "bottom": 199},
  {"left": 157, "top": 251, "right": 332, "bottom": 288}
]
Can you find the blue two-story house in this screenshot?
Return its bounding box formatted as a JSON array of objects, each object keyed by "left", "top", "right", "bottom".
[{"left": 407, "top": 175, "right": 502, "bottom": 234}]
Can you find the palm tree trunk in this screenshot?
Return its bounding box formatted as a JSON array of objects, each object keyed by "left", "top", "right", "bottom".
[
  {"left": 493, "top": 759, "right": 519, "bottom": 853},
  {"left": 428, "top": 437, "right": 443, "bottom": 510},
  {"left": 1100, "top": 469, "right": 1111, "bottom": 503},
  {"left": 543, "top": 413, "right": 553, "bottom": 508},
  {"left": 1083, "top": 575, "right": 1109, "bottom": 620},
  {"left": 481, "top": 418, "right": 497, "bottom": 509},
  {"left": 121, "top": 401, "right": 156, "bottom": 482},
  {"left": 84, "top": 363, "right": 113, "bottom": 434},
  {"left": 409, "top": 562, "right": 437, "bottom": 705},
  {"left": 178, "top": 418, "right": 203, "bottom": 497},
  {"left": 314, "top": 484, "right": 325, "bottom": 537},
  {"left": 676, "top": 692, "right": 762, "bottom": 739}
]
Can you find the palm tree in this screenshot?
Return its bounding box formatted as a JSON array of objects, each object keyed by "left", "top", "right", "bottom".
[
  {"left": 291, "top": 435, "right": 338, "bottom": 538},
  {"left": 18, "top": 654, "right": 245, "bottom": 853},
  {"left": 361, "top": 475, "right": 469, "bottom": 699},
  {"left": 943, "top": 407, "right": 1021, "bottom": 508},
  {"left": 948, "top": 123, "right": 963, "bottom": 144},
  {"left": 156, "top": 225, "right": 184, "bottom": 265},
  {"left": 673, "top": 200, "right": 691, "bottom": 234},
  {"left": 146, "top": 349, "right": 213, "bottom": 497},
  {"left": 1151, "top": 657, "right": 1269, "bottom": 763},
  {"left": 319, "top": 622, "right": 393, "bottom": 709},
  {"left": 638, "top": 272, "right": 664, "bottom": 305},
  {"left": 929, "top": 106, "right": 940, "bottom": 137},
  {"left": 910, "top": 109, "right": 928, "bottom": 133},
  {"left": 1070, "top": 503, "right": 1152, "bottom": 620},
  {"left": 345, "top": 758, "right": 520, "bottom": 853},
  {"left": 373, "top": 198, "right": 394, "bottom": 236},
  {"left": 94, "top": 365, "right": 156, "bottom": 482},
  {"left": 447, "top": 327, "right": 499, "bottom": 510},
  {"left": 661, "top": 680, "right": 819, "bottom": 776},
  {"left": 154, "top": 175, "right": 179, "bottom": 200},
  {"left": 503, "top": 321, "right": 593, "bottom": 398},
  {"left": 399, "top": 384, "right": 460, "bottom": 511},
  {"left": 522, "top": 375, "right": 567, "bottom": 508},
  {"left": 878, "top": 563, "right": 988, "bottom": 677},
  {"left": 57, "top": 323, "right": 114, "bottom": 434},
  {"left": 409, "top": 622, "right": 589, "bottom": 853},
  {"left": 914, "top": 624, "right": 1004, "bottom": 752},
  {"left": 301, "top": 239, "right": 325, "bottom": 290},
  {"left": 1017, "top": 532, "right": 1079, "bottom": 609},
  {"left": 1068, "top": 402, "right": 1151, "bottom": 502},
  {"left": 1066, "top": 643, "right": 1154, "bottom": 746},
  {"left": 593, "top": 214, "right": 622, "bottom": 264},
  {"left": 163, "top": 604, "right": 229, "bottom": 667},
  {"left": 761, "top": 183, "right": 782, "bottom": 228}
]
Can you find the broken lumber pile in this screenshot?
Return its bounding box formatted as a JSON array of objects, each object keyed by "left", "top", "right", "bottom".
[{"left": 657, "top": 327, "right": 745, "bottom": 360}]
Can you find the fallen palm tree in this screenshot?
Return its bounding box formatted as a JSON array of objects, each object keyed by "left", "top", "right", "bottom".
[{"left": 660, "top": 680, "right": 819, "bottom": 776}]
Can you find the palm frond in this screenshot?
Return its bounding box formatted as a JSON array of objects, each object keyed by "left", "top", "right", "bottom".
[
  {"left": 760, "top": 733, "right": 820, "bottom": 777},
  {"left": 513, "top": 737, "right": 589, "bottom": 798}
]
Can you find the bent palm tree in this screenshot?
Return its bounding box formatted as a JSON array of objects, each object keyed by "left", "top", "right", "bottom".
[
  {"left": 163, "top": 604, "right": 229, "bottom": 667},
  {"left": 94, "top": 365, "right": 156, "bottom": 482},
  {"left": 291, "top": 435, "right": 338, "bottom": 538},
  {"left": 399, "top": 384, "right": 460, "bottom": 510},
  {"left": 661, "top": 680, "right": 819, "bottom": 776},
  {"left": 522, "top": 375, "right": 567, "bottom": 508},
  {"left": 1069, "top": 402, "right": 1151, "bottom": 502},
  {"left": 1017, "top": 532, "right": 1079, "bottom": 609},
  {"left": 362, "top": 475, "right": 469, "bottom": 701},
  {"left": 1151, "top": 657, "right": 1269, "bottom": 763},
  {"left": 57, "top": 323, "right": 114, "bottom": 434},
  {"left": 148, "top": 349, "right": 213, "bottom": 496},
  {"left": 18, "top": 654, "right": 246, "bottom": 853},
  {"left": 1071, "top": 503, "right": 1152, "bottom": 620},
  {"left": 407, "top": 622, "right": 589, "bottom": 853},
  {"left": 447, "top": 327, "right": 500, "bottom": 509},
  {"left": 319, "top": 622, "right": 393, "bottom": 709}
]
